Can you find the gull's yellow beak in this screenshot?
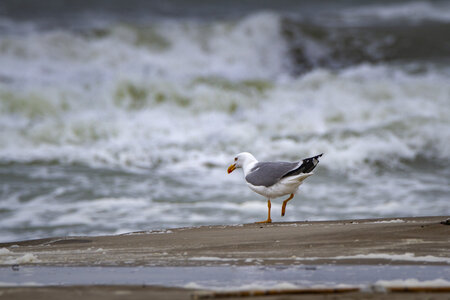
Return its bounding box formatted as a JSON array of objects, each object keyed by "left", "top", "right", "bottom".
[{"left": 227, "top": 163, "right": 236, "bottom": 174}]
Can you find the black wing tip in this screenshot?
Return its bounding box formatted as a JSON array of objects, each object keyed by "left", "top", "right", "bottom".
[{"left": 307, "top": 153, "right": 324, "bottom": 160}]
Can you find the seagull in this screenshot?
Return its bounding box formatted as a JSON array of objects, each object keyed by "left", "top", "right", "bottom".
[{"left": 227, "top": 152, "right": 323, "bottom": 223}]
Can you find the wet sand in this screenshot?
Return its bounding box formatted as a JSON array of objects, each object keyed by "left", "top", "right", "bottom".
[
  {"left": 1, "top": 216, "right": 449, "bottom": 266},
  {"left": 1, "top": 285, "right": 450, "bottom": 300},
  {"left": 0, "top": 216, "right": 449, "bottom": 299}
]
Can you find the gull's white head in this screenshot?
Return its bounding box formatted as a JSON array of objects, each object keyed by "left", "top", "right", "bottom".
[{"left": 227, "top": 152, "right": 257, "bottom": 174}]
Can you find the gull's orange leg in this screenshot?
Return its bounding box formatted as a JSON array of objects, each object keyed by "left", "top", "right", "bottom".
[
  {"left": 256, "top": 199, "right": 272, "bottom": 223},
  {"left": 281, "top": 193, "right": 294, "bottom": 217}
]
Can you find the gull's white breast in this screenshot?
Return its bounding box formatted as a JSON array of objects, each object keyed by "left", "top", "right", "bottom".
[{"left": 246, "top": 172, "right": 314, "bottom": 199}]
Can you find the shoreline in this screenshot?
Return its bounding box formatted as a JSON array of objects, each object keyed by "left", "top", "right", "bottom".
[
  {"left": 0, "top": 216, "right": 449, "bottom": 267},
  {"left": 1, "top": 216, "right": 449, "bottom": 300}
]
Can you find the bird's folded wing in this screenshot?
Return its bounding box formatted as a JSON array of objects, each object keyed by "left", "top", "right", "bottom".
[{"left": 245, "top": 162, "right": 300, "bottom": 187}]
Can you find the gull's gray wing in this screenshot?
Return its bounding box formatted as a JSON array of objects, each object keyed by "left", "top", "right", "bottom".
[{"left": 245, "top": 161, "right": 300, "bottom": 187}]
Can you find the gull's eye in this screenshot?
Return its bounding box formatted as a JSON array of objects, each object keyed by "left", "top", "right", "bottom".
[{"left": 234, "top": 157, "right": 238, "bottom": 161}]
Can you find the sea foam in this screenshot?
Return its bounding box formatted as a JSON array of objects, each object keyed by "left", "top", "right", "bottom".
[{"left": 0, "top": 8, "right": 449, "bottom": 241}]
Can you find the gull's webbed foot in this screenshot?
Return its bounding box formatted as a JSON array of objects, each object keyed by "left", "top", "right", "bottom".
[{"left": 255, "top": 218, "right": 272, "bottom": 224}]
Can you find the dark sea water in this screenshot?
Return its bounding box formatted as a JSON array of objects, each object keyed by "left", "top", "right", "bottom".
[{"left": 0, "top": 0, "right": 449, "bottom": 242}]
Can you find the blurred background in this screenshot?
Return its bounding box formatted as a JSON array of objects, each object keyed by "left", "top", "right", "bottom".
[{"left": 0, "top": 0, "right": 449, "bottom": 242}]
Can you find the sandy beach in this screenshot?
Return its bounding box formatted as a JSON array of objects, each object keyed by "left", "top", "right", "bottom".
[
  {"left": 1, "top": 216, "right": 449, "bottom": 267},
  {"left": 0, "top": 216, "right": 449, "bottom": 299}
]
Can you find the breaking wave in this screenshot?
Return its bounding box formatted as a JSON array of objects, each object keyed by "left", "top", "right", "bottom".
[{"left": 0, "top": 3, "right": 449, "bottom": 241}]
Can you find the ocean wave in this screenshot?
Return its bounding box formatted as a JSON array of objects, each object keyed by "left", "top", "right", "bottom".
[
  {"left": 2, "top": 7, "right": 449, "bottom": 84},
  {"left": 341, "top": 1, "right": 450, "bottom": 24},
  {"left": 281, "top": 17, "right": 450, "bottom": 74},
  {"left": 0, "top": 12, "right": 287, "bottom": 82},
  {"left": 1, "top": 64, "right": 449, "bottom": 175},
  {"left": 1, "top": 7, "right": 450, "bottom": 241}
]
